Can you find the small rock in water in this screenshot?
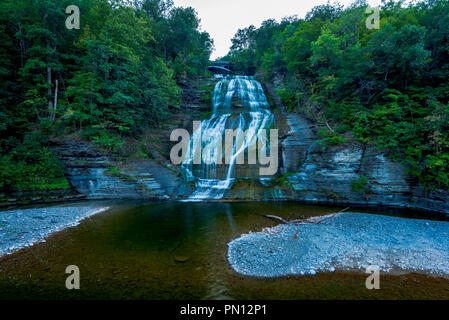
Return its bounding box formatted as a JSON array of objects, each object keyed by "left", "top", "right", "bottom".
[
  {"left": 174, "top": 256, "right": 189, "bottom": 263},
  {"left": 309, "top": 269, "right": 316, "bottom": 275}
]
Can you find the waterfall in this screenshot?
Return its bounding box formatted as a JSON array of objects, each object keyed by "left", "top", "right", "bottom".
[{"left": 182, "top": 76, "right": 275, "bottom": 201}]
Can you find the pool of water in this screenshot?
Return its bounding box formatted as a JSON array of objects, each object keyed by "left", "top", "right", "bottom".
[{"left": 0, "top": 201, "right": 448, "bottom": 300}]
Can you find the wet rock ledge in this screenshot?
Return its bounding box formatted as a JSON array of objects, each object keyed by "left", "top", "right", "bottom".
[
  {"left": 278, "top": 112, "right": 449, "bottom": 215},
  {"left": 49, "top": 140, "right": 192, "bottom": 201}
]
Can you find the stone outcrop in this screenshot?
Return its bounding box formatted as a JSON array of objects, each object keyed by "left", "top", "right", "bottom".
[
  {"left": 20, "top": 75, "right": 448, "bottom": 215},
  {"left": 277, "top": 112, "right": 449, "bottom": 214},
  {"left": 50, "top": 140, "right": 192, "bottom": 200},
  {"left": 46, "top": 77, "right": 217, "bottom": 201},
  {"left": 179, "top": 76, "right": 215, "bottom": 110},
  {"left": 280, "top": 114, "right": 315, "bottom": 173},
  {"left": 255, "top": 75, "right": 449, "bottom": 214}
]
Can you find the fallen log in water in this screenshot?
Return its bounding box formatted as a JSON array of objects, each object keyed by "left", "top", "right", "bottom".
[
  {"left": 263, "top": 207, "right": 350, "bottom": 225},
  {"left": 263, "top": 215, "right": 290, "bottom": 224}
]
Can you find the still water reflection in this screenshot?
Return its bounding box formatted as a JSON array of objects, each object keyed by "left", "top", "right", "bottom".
[{"left": 0, "top": 201, "right": 448, "bottom": 300}]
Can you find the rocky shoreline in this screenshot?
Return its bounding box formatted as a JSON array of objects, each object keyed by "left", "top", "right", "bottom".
[
  {"left": 0, "top": 206, "right": 109, "bottom": 257},
  {"left": 227, "top": 212, "right": 449, "bottom": 278}
]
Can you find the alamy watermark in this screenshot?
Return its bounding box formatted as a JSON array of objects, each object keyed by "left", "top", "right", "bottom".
[
  {"left": 365, "top": 265, "right": 380, "bottom": 289},
  {"left": 65, "top": 265, "right": 80, "bottom": 290},
  {"left": 366, "top": 7, "right": 380, "bottom": 30},
  {"left": 65, "top": 5, "right": 80, "bottom": 30}
]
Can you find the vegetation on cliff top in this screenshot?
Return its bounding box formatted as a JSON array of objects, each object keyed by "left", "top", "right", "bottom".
[
  {"left": 225, "top": 0, "right": 449, "bottom": 191},
  {"left": 0, "top": 0, "right": 213, "bottom": 191}
]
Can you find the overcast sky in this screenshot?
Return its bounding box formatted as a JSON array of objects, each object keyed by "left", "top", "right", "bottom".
[{"left": 173, "top": 0, "right": 382, "bottom": 59}]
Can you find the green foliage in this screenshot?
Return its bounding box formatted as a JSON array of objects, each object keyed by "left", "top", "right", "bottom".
[
  {"left": 0, "top": 134, "right": 69, "bottom": 190},
  {"left": 317, "top": 128, "right": 347, "bottom": 149},
  {"left": 276, "top": 87, "right": 296, "bottom": 112},
  {"left": 275, "top": 171, "right": 295, "bottom": 187},
  {"left": 200, "top": 84, "right": 214, "bottom": 105},
  {"left": 226, "top": 0, "right": 449, "bottom": 191},
  {"left": 199, "top": 111, "right": 213, "bottom": 120},
  {"left": 351, "top": 176, "right": 370, "bottom": 195},
  {"left": 0, "top": 0, "right": 213, "bottom": 191},
  {"left": 91, "top": 130, "right": 124, "bottom": 154},
  {"left": 105, "top": 165, "right": 134, "bottom": 181}
]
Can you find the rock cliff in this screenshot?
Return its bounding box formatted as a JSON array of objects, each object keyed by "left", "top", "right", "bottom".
[{"left": 40, "top": 75, "right": 449, "bottom": 215}]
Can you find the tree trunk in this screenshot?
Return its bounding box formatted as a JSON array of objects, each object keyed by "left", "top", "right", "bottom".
[
  {"left": 18, "top": 23, "right": 25, "bottom": 68},
  {"left": 47, "top": 66, "right": 52, "bottom": 115},
  {"left": 52, "top": 79, "right": 58, "bottom": 121}
]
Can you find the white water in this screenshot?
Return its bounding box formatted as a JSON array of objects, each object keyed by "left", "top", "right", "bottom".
[{"left": 182, "top": 76, "right": 275, "bottom": 201}]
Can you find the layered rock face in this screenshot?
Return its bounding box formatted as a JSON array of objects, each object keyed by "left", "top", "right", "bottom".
[
  {"left": 179, "top": 76, "right": 215, "bottom": 111},
  {"left": 47, "top": 77, "right": 215, "bottom": 201},
  {"left": 281, "top": 113, "right": 449, "bottom": 214},
  {"left": 45, "top": 75, "right": 448, "bottom": 214},
  {"left": 50, "top": 141, "right": 192, "bottom": 200},
  {"left": 281, "top": 114, "right": 315, "bottom": 173},
  {"left": 255, "top": 72, "right": 448, "bottom": 214}
]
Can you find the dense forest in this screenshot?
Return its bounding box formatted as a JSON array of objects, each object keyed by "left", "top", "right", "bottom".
[
  {"left": 1, "top": 0, "right": 448, "bottom": 194},
  {"left": 0, "top": 0, "right": 213, "bottom": 191},
  {"left": 225, "top": 0, "right": 449, "bottom": 191}
]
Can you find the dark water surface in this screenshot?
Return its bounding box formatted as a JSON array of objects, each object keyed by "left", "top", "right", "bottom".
[{"left": 0, "top": 201, "right": 448, "bottom": 300}]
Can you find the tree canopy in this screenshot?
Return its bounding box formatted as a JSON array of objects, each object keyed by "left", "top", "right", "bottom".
[
  {"left": 0, "top": 0, "right": 213, "bottom": 191},
  {"left": 225, "top": 0, "right": 449, "bottom": 191}
]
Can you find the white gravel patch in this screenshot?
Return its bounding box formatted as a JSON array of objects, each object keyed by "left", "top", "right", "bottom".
[
  {"left": 228, "top": 213, "right": 449, "bottom": 277},
  {"left": 0, "top": 206, "right": 109, "bottom": 257}
]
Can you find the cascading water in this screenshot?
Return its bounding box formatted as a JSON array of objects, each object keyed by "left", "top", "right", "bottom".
[{"left": 182, "top": 76, "right": 275, "bottom": 201}]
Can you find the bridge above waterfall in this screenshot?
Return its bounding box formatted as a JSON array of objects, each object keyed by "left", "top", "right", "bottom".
[{"left": 208, "top": 61, "right": 233, "bottom": 75}]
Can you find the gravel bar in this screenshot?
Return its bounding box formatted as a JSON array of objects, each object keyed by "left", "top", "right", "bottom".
[
  {"left": 228, "top": 213, "right": 449, "bottom": 277},
  {"left": 0, "top": 206, "right": 109, "bottom": 257}
]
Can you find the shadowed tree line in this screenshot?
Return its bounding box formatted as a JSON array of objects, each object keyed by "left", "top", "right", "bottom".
[
  {"left": 225, "top": 0, "right": 449, "bottom": 191},
  {"left": 0, "top": 0, "right": 213, "bottom": 191}
]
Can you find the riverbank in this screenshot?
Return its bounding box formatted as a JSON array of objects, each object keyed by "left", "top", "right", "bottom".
[
  {"left": 0, "top": 202, "right": 448, "bottom": 300},
  {"left": 0, "top": 205, "right": 109, "bottom": 257},
  {"left": 228, "top": 212, "right": 449, "bottom": 278}
]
